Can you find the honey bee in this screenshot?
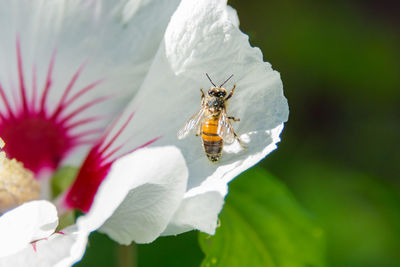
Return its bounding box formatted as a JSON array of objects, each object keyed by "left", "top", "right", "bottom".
[{"left": 177, "top": 73, "right": 245, "bottom": 162}]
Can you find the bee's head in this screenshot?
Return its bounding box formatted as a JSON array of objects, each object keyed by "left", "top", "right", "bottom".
[
  {"left": 205, "top": 73, "right": 233, "bottom": 98},
  {"left": 208, "top": 87, "right": 227, "bottom": 98}
]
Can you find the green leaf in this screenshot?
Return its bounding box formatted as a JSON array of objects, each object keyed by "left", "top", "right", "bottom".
[
  {"left": 273, "top": 160, "right": 400, "bottom": 267},
  {"left": 51, "top": 166, "right": 78, "bottom": 198},
  {"left": 75, "top": 231, "right": 204, "bottom": 267},
  {"left": 75, "top": 232, "right": 118, "bottom": 267},
  {"left": 138, "top": 231, "right": 204, "bottom": 267},
  {"left": 199, "top": 167, "right": 326, "bottom": 267},
  {"left": 230, "top": 0, "right": 400, "bottom": 103}
]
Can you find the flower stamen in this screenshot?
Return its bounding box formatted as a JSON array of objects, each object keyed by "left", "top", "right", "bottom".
[{"left": 0, "top": 139, "right": 39, "bottom": 214}]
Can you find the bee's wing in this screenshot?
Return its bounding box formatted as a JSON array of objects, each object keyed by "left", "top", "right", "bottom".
[
  {"left": 177, "top": 108, "right": 206, "bottom": 139},
  {"left": 217, "top": 109, "right": 235, "bottom": 144}
]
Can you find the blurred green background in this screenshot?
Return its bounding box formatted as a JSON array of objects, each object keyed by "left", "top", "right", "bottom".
[{"left": 77, "top": 0, "right": 400, "bottom": 266}]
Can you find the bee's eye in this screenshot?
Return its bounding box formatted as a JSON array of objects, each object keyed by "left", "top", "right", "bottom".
[{"left": 208, "top": 91, "right": 215, "bottom": 96}]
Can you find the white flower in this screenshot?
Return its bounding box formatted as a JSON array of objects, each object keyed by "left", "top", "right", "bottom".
[{"left": 0, "top": 0, "right": 288, "bottom": 266}]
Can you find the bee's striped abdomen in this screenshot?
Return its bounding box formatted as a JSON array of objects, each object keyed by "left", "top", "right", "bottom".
[{"left": 201, "top": 117, "right": 223, "bottom": 162}]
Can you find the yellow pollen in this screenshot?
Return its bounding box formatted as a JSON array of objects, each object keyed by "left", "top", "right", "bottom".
[{"left": 0, "top": 138, "right": 40, "bottom": 214}]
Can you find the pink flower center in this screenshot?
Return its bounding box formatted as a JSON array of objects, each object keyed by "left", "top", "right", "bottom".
[
  {"left": 0, "top": 115, "right": 71, "bottom": 173},
  {"left": 0, "top": 37, "right": 106, "bottom": 175}
]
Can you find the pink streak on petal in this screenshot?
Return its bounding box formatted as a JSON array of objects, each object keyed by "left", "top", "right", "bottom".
[
  {"left": 64, "top": 112, "right": 161, "bottom": 213},
  {"left": 31, "top": 64, "right": 37, "bottom": 112},
  {"left": 59, "top": 62, "right": 87, "bottom": 104},
  {"left": 0, "top": 82, "right": 15, "bottom": 119},
  {"left": 100, "top": 143, "right": 124, "bottom": 161},
  {"left": 16, "top": 36, "right": 28, "bottom": 114},
  {"left": 65, "top": 116, "right": 102, "bottom": 130},
  {"left": 72, "top": 139, "right": 100, "bottom": 147},
  {"left": 9, "top": 81, "right": 20, "bottom": 115},
  {"left": 31, "top": 242, "right": 37, "bottom": 252},
  {"left": 70, "top": 128, "right": 105, "bottom": 141},
  {"left": 98, "top": 112, "right": 135, "bottom": 155},
  {"left": 39, "top": 50, "right": 56, "bottom": 114},
  {"left": 58, "top": 95, "right": 112, "bottom": 125},
  {"left": 50, "top": 62, "right": 87, "bottom": 120},
  {"left": 63, "top": 79, "right": 105, "bottom": 109},
  {"left": 64, "top": 144, "right": 112, "bottom": 213},
  {"left": 102, "top": 137, "right": 161, "bottom": 166}
]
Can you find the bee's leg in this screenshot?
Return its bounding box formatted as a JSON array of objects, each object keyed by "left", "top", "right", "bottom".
[
  {"left": 200, "top": 88, "right": 205, "bottom": 100},
  {"left": 196, "top": 124, "right": 202, "bottom": 136},
  {"left": 232, "top": 129, "right": 246, "bottom": 150},
  {"left": 225, "top": 85, "right": 236, "bottom": 101},
  {"left": 228, "top": 116, "right": 240, "bottom": 122},
  {"left": 200, "top": 88, "right": 206, "bottom": 106}
]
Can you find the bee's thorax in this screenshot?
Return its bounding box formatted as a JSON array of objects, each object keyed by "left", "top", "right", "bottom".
[{"left": 207, "top": 97, "right": 225, "bottom": 113}]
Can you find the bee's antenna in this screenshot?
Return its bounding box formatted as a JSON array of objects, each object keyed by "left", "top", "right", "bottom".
[
  {"left": 219, "top": 74, "right": 234, "bottom": 87},
  {"left": 206, "top": 73, "right": 216, "bottom": 87}
]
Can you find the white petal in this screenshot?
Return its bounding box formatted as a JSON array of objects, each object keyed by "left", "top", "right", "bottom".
[
  {"left": 102, "top": 0, "right": 288, "bottom": 235},
  {"left": 162, "top": 191, "right": 224, "bottom": 235},
  {"left": 0, "top": 200, "right": 58, "bottom": 258},
  {"left": 226, "top": 5, "right": 240, "bottom": 27},
  {"left": 77, "top": 146, "right": 188, "bottom": 244},
  {"left": 0, "top": 226, "right": 89, "bottom": 267}
]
